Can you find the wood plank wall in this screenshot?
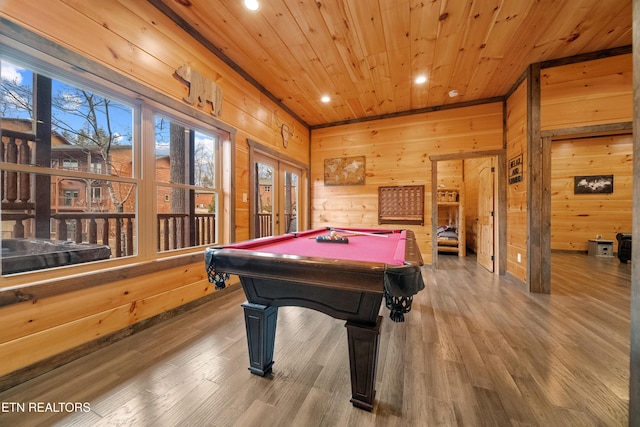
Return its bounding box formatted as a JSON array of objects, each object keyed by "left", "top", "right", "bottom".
[
  {"left": 437, "top": 160, "right": 464, "bottom": 188},
  {"left": 541, "top": 55, "right": 633, "bottom": 130},
  {"left": 0, "top": 1, "right": 309, "bottom": 381},
  {"left": 310, "top": 103, "right": 504, "bottom": 265},
  {"left": 551, "top": 134, "right": 633, "bottom": 251},
  {"left": 0, "top": 261, "right": 210, "bottom": 378},
  {"left": 463, "top": 157, "right": 493, "bottom": 253},
  {"left": 506, "top": 81, "right": 528, "bottom": 282}
]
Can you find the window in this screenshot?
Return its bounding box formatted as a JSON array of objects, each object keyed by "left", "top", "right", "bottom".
[
  {"left": 62, "top": 159, "right": 79, "bottom": 170},
  {"left": 1, "top": 52, "right": 228, "bottom": 277},
  {"left": 90, "top": 187, "right": 102, "bottom": 205},
  {"left": 90, "top": 161, "right": 102, "bottom": 174},
  {"left": 1, "top": 58, "right": 137, "bottom": 275},
  {"left": 155, "top": 115, "right": 220, "bottom": 252},
  {"left": 63, "top": 190, "right": 78, "bottom": 206}
]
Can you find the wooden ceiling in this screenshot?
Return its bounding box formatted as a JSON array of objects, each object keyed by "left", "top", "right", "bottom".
[{"left": 152, "top": 0, "right": 632, "bottom": 128}]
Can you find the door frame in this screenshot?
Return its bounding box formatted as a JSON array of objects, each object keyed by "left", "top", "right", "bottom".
[
  {"left": 533, "top": 122, "right": 633, "bottom": 293},
  {"left": 430, "top": 149, "right": 506, "bottom": 273},
  {"left": 247, "top": 139, "right": 309, "bottom": 238}
]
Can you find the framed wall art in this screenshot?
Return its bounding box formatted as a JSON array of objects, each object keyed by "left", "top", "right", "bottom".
[
  {"left": 323, "top": 156, "right": 366, "bottom": 186},
  {"left": 574, "top": 175, "right": 613, "bottom": 194}
]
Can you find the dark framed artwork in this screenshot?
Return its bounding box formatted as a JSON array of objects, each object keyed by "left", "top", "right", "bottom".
[
  {"left": 323, "top": 156, "right": 366, "bottom": 186},
  {"left": 574, "top": 175, "right": 613, "bottom": 194}
]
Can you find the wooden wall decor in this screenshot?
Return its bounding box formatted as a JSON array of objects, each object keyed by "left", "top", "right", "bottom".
[
  {"left": 574, "top": 174, "right": 614, "bottom": 194},
  {"left": 508, "top": 154, "right": 523, "bottom": 185},
  {"left": 378, "top": 185, "right": 424, "bottom": 225},
  {"left": 281, "top": 124, "right": 290, "bottom": 148},
  {"left": 175, "top": 65, "right": 223, "bottom": 116},
  {"left": 323, "top": 156, "right": 366, "bottom": 186}
]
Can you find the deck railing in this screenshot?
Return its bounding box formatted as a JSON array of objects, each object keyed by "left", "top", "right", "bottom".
[
  {"left": 2, "top": 212, "right": 216, "bottom": 260},
  {"left": 1, "top": 129, "right": 35, "bottom": 212},
  {"left": 255, "top": 213, "right": 297, "bottom": 237},
  {"left": 256, "top": 213, "right": 272, "bottom": 238},
  {"left": 51, "top": 212, "right": 136, "bottom": 258},
  {"left": 157, "top": 213, "right": 216, "bottom": 251}
]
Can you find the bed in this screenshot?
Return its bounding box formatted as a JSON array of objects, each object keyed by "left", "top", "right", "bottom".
[{"left": 437, "top": 225, "right": 460, "bottom": 253}]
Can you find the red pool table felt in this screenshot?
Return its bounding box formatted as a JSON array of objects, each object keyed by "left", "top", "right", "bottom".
[{"left": 225, "top": 228, "right": 408, "bottom": 266}]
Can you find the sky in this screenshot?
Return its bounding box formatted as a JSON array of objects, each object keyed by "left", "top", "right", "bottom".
[{"left": 1, "top": 59, "right": 132, "bottom": 145}]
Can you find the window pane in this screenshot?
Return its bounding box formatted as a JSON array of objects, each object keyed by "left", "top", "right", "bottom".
[
  {"left": 1, "top": 60, "right": 36, "bottom": 172},
  {"left": 256, "top": 162, "right": 274, "bottom": 238},
  {"left": 154, "top": 114, "right": 220, "bottom": 253},
  {"left": 155, "top": 116, "right": 218, "bottom": 187},
  {"left": 157, "top": 186, "right": 217, "bottom": 251},
  {"left": 155, "top": 116, "right": 189, "bottom": 184},
  {"left": 2, "top": 59, "right": 138, "bottom": 275},
  {"left": 1, "top": 60, "right": 33, "bottom": 121},
  {"left": 194, "top": 131, "right": 217, "bottom": 188},
  {"left": 50, "top": 78, "right": 134, "bottom": 177},
  {"left": 1, "top": 172, "right": 137, "bottom": 275},
  {"left": 284, "top": 171, "right": 298, "bottom": 233}
]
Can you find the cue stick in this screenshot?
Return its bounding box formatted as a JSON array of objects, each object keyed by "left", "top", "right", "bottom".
[
  {"left": 330, "top": 228, "right": 390, "bottom": 238},
  {"left": 309, "top": 233, "right": 359, "bottom": 238}
]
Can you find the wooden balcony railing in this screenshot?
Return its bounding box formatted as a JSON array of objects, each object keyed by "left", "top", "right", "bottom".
[
  {"left": 255, "top": 213, "right": 296, "bottom": 237},
  {"left": 51, "top": 212, "right": 136, "bottom": 258},
  {"left": 1, "top": 129, "right": 35, "bottom": 212},
  {"left": 1, "top": 212, "right": 216, "bottom": 262},
  {"left": 256, "top": 213, "right": 272, "bottom": 238},
  {"left": 157, "top": 213, "right": 216, "bottom": 251}
]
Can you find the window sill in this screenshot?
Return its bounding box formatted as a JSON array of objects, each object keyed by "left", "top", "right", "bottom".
[{"left": 0, "top": 252, "right": 207, "bottom": 308}]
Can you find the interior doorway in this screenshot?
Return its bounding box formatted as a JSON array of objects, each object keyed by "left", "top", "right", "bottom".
[
  {"left": 430, "top": 149, "right": 506, "bottom": 273},
  {"left": 540, "top": 126, "right": 633, "bottom": 294}
]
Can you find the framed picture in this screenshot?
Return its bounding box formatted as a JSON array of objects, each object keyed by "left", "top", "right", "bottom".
[
  {"left": 574, "top": 175, "right": 613, "bottom": 194},
  {"left": 323, "top": 156, "right": 366, "bottom": 186}
]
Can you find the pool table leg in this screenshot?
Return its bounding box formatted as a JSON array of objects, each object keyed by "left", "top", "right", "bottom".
[
  {"left": 241, "top": 302, "right": 278, "bottom": 376},
  {"left": 345, "top": 316, "right": 382, "bottom": 411}
]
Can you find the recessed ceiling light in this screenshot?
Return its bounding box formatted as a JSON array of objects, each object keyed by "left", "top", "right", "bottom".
[
  {"left": 244, "top": 0, "right": 260, "bottom": 11},
  {"left": 415, "top": 75, "right": 427, "bottom": 84},
  {"left": 321, "top": 95, "right": 331, "bottom": 103},
  {"left": 448, "top": 89, "right": 459, "bottom": 97}
]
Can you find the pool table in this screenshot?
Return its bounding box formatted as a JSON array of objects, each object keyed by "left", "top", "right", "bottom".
[{"left": 204, "top": 227, "right": 425, "bottom": 410}]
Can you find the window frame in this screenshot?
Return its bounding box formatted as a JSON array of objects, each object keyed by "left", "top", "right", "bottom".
[
  {"left": 153, "top": 112, "right": 223, "bottom": 253},
  {"left": 0, "top": 32, "right": 235, "bottom": 288}
]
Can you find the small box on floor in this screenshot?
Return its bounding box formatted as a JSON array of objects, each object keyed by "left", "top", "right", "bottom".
[{"left": 587, "top": 239, "right": 613, "bottom": 257}]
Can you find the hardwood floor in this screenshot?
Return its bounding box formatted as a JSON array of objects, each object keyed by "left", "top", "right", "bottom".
[{"left": 0, "top": 253, "right": 630, "bottom": 426}]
